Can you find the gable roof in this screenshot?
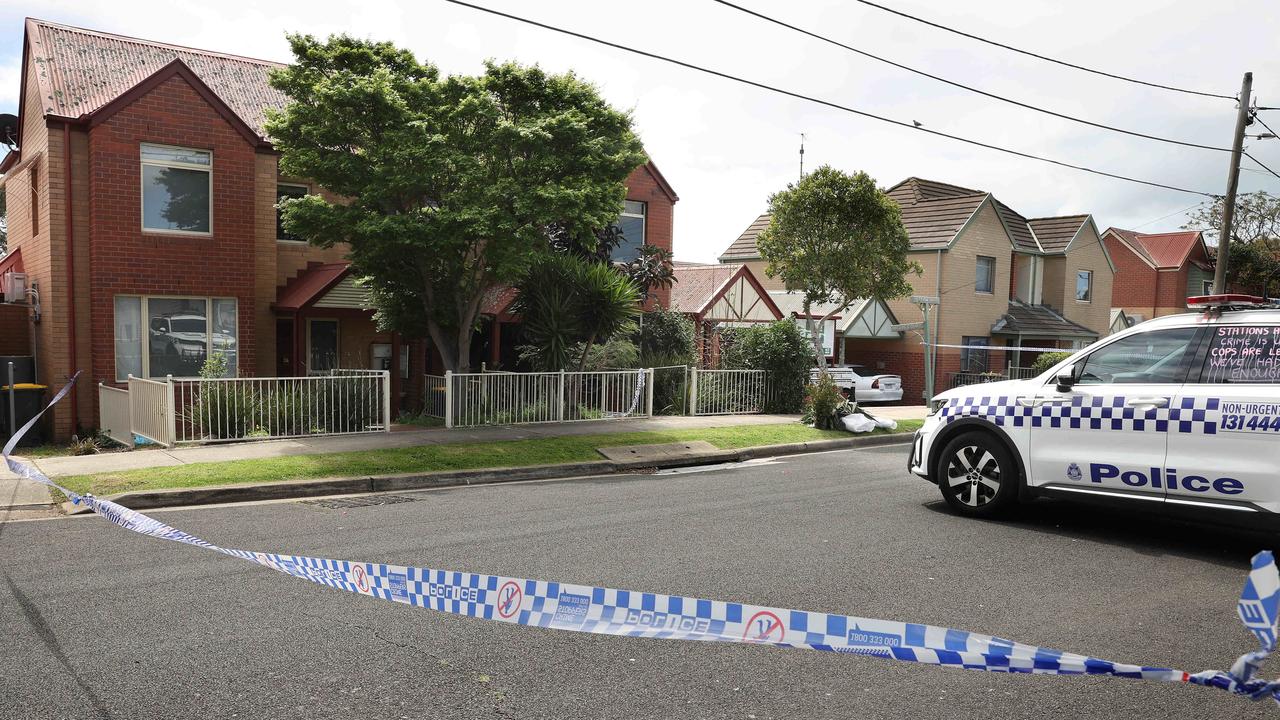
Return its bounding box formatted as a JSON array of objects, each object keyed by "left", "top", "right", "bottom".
[
  {"left": 993, "top": 199, "right": 1041, "bottom": 252},
  {"left": 638, "top": 160, "right": 679, "bottom": 203},
  {"left": 718, "top": 213, "right": 771, "bottom": 262},
  {"left": 1103, "top": 228, "right": 1205, "bottom": 270},
  {"left": 895, "top": 192, "right": 990, "bottom": 251},
  {"left": 670, "top": 263, "right": 783, "bottom": 321},
  {"left": 885, "top": 177, "right": 983, "bottom": 206},
  {"left": 991, "top": 301, "right": 1098, "bottom": 339},
  {"left": 1027, "top": 215, "right": 1089, "bottom": 253},
  {"left": 25, "top": 18, "right": 286, "bottom": 141},
  {"left": 275, "top": 261, "right": 351, "bottom": 312}
]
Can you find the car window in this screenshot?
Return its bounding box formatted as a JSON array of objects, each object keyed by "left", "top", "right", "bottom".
[
  {"left": 1203, "top": 325, "right": 1280, "bottom": 384},
  {"left": 1076, "top": 327, "right": 1197, "bottom": 385}
]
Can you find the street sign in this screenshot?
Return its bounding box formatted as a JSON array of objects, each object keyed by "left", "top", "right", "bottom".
[
  {"left": 909, "top": 295, "right": 940, "bottom": 305},
  {"left": 891, "top": 322, "right": 923, "bottom": 332}
]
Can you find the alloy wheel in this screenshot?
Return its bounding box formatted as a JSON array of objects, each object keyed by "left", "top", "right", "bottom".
[{"left": 944, "top": 445, "right": 1002, "bottom": 507}]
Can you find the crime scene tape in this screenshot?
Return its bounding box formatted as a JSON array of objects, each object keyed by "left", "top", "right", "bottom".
[{"left": 4, "top": 376, "right": 1279, "bottom": 705}]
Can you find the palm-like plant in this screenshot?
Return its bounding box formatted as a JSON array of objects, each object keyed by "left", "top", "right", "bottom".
[
  {"left": 571, "top": 261, "right": 640, "bottom": 371},
  {"left": 513, "top": 253, "right": 640, "bottom": 371}
]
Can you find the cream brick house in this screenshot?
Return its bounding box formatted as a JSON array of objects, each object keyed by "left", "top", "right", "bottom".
[{"left": 718, "top": 177, "right": 1115, "bottom": 402}]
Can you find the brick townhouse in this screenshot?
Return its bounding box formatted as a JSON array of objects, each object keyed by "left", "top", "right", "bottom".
[
  {"left": 720, "top": 178, "right": 1114, "bottom": 402},
  {"left": 1101, "top": 228, "right": 1212, "bottom": 322},
  {"left": 0, "top": 18, "right": 677, "bottom": 441}
]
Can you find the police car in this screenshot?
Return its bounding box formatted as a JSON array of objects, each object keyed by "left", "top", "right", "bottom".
[{"left": 908, "top": 295, "right": 1280, "bottom": 523}]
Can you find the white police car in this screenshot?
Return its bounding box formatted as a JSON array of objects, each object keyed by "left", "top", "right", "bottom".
[{"left": 908, "top": 295, "right": 1280, "bottom": 523}]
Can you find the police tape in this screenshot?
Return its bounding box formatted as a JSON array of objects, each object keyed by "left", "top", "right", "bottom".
[{"left": 4, "top": 376, "right": 1279, "bottom": 705}]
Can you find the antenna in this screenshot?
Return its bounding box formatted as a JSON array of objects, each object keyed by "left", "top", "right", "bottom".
[{"left": 799, "top": 132, "right": 805, "bottom": 180}]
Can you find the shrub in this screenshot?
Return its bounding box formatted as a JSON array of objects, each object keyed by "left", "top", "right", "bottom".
[
  {"left": 1032, "top": 351, "right": 1074, "bottom": 373},
  {"left": 638, "top": 310, "right": 695, "bottom": 365},
  {"left": 803, "top": 372, "right": 843, "bottom": 430},
  {"left": 720, "top": 320, "right": 812, "bottom": 413}
]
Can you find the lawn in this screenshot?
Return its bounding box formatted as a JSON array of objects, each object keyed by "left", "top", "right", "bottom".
[{"left": 57, "top": 420, "right": 922, "bottom": 498}]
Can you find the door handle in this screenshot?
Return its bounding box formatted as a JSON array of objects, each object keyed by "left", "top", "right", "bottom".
[
  {"left": 1125, "top": 397, "right": 1168, "bottom": 408},
  {"left": 1017, "top": 396, "right": 1071, "bottom": 407}
]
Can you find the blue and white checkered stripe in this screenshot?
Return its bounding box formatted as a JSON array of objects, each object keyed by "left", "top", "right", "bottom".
[
  {"left": 939, "top": 395, "right": 1220, "bottom": 434},
  {"left": 4, "top": 379, "right": 1279, "bottom": 705}
]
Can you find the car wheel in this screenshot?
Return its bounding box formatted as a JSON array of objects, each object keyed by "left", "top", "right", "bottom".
[{"left": 935, "top": 431, "right": 1018, "bottom": 517}]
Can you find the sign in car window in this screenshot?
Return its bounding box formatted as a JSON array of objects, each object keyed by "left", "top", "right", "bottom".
[{"left": 1205, "top": 325, "right": 1280, "bottom": 384}]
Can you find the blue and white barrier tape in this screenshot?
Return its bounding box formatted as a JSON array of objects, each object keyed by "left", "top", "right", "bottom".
[{"left": 4, "top": 375, "right": 1279, "bottom": 705}]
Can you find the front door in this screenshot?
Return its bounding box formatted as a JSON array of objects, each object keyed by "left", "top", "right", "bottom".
[
  {"left": 1024, "top": 326, "right": 1198, "bottom": 502},
  {"left": 1166, "top": 322, "right": 1280, "bottom": 512},
  {"left": 308, "top": 319, "right": 339, "bottom": 373},
  {"left": 275, "top": 319, "right": 294, "bottom": 376}
]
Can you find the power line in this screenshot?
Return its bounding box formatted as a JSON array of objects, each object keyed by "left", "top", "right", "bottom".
[
  {"left": 1244, "top": 151, "right": 1280, "bottom": 182},
  {"left": 1130, "top": 201, "right": 1207, "bottom": 230},
  {"left": 713, "top": 0, "right": 1232, "bottom": 153},
  {"left": 443, "top": 1, "right": 1215, "bottom": 198},
  {"left": 852, "top": 0, "right": 1236, "bottom": 101},
  {"left": 1254, "top": 112, "right": 1280, "bottom": 139}
]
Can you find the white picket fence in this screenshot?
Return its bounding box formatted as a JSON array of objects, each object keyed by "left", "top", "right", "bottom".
[
  {"left": 97, "top": 383, "right": 134, "bottom": 448},
  {"left": 690, "top": 368, "right": 769, "bottom": 416},
  {"left": 426, "top": 369, "right": 654, "bottom": 428}
]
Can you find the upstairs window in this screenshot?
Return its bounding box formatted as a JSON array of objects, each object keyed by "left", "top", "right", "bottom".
[
  {"left": 612, "top": 200, "right": 646, "bottom": 262},
  {"left": 1076, "top": 270, "right": 1093, "bottom": 302},
  {"left": 975, "top": 256, "right": 995, "bottom": 294},
  {"left": 141, "top": 144, "right": 211, "bottom": 234},
  {"left": 276, "top": 184, "right": 308, "bottom": 241}
]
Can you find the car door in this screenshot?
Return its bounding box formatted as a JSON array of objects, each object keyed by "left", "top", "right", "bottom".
[
  {"left": 1165, "top": 321, "right": 1280, "bottom": 513},
  {"left": 1024, "top": 326, "right": 1200, "bottom": 502}
]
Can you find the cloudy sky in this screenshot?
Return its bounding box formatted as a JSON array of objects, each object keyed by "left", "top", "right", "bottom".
[{"left": 2, "top": 0, "right": 1279, "bottom": 261}]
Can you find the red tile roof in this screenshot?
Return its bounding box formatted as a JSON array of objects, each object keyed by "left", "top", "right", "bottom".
[
  {"left": 670, "top": 264, "right": 744, "bottom": 314},
  {"left": 1105, "top": 228, "right": 1205, "bottom": 269},
  {"left": 26, "top": 18, "right": 287, "bottom": 140},
  {"left": 275, "top": 262, "right": 350, "bottom": 312}
]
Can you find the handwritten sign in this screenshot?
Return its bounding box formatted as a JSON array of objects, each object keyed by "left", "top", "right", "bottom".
[{"left": 1206, "top": 326, "right": 1280, "bottom": 383}]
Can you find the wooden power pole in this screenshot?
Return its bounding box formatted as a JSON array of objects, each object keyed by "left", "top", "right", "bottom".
[{"left": 1214, "top": 72, "right": 1253, "bottom": 294}]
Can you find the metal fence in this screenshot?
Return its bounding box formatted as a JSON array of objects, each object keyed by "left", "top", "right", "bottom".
[
  {"left": 949, "top": 366, "right": 1042, "bottom": 389},
  {"left": 170, "top": 371, "right": 390, "bottom": 444},
  {"left": 439, "top": 368, "right": 653, "bottom": 428},
  {"left": 422, "top": 374, "right": 448, "bottom": 419},
  {"left": 690, "top": 368, "right": 768, "bottom": 416},
  {"left": 97, "top": 383, "right": 134, "bottom": 448},
  {"left": 128, "top": 375, "right": 175, "bottom": 447}
]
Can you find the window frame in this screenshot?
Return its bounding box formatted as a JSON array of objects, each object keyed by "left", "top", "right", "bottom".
[
  {"left": 139, "top": 142, "right": 213, "bottom": 236},
  {"left": 960, "top": 336, "right": 990, "bottom": 373},
  {"left": 114, "top": 294, "right": 238, "bottom": 380},
  {"left": 975, "top": 255, "right": 995, "bottom": 295},
  {"left": 1070, "top": 326, "right": 1201, "bottom": 386},
  {"left": 1201, "top": 279, "right": 1214, "bottom": 296},
  {"left": 275, "top": 182, "right": 310, "bottom": 242},
  {"left": 1075, "top": 269, "right": 1093, "bottom": 303},
  {"left": 612, "top": 199, "right": 647, "bottom": 262},
  {"left": 307, "top": 317, "right": 341, "bottom": 374}
]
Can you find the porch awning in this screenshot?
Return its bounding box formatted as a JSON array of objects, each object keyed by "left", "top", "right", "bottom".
[
  {"left": 991, "top": 301, "right": 1097, "bottom": 339},
  {"left": 276, "top": 261, "right": 375, "bottom": 312},
  {"left": 0, "top": 247, "right": 23, "bottom": 277}
]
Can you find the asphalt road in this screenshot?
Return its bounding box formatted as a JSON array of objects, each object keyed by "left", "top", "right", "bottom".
[{"left": 2, "top": 444, "right": 1276, "bottom": 719}]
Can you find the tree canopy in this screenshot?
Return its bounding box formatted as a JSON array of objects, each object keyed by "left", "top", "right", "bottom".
[
  {"left": 1185, "top": 191, "right": 1280, "bottom": 295},
  {"left": 756, "top": 166, "right": 918, "bottom": 368},
  {"left": 266, "top": 34, "right": 647, "bottom": 371}
]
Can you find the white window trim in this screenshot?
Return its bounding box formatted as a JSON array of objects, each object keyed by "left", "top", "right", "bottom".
[
  {"left": 615, "top": 200, "right": 647, "bottom": 258},
  {"left": 276, "top": 182, "right": 311, "bottom": 244},
  {"left": 975, "top": 256, "right": 996, "bottom": 295},
  {"left": 1076, "top": 269, "right": 1093, "bottom": 303},
  {"left": 140, "top": 142, "right": 213, "bottom": 236},
  {"left": 115, "top": 294, "right": 238, "bottom": 381}
]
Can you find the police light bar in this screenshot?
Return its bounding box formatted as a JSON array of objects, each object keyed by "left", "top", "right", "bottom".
[{"left": 1186, "top": 293, "right": 1269, "bottom": 309}]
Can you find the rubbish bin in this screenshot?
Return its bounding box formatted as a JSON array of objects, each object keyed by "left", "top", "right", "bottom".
[{"left": 1, "top": 383, "right": 47, "bottom": 447}]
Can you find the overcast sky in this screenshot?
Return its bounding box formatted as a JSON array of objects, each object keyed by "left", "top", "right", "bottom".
[{"left": 2, "top": 0, "right": 1279, "bottom": 261}]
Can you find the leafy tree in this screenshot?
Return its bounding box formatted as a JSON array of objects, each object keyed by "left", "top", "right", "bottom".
[
  {"left": 756, "top": 166, "right": 918, "bottom": 369},
  {"left": 636, "top": 308, "right": 695, "bottom": 365},
  {"left": 720, "top": 320, "right": 812, "bottom": 413},
  {"left": 512, "top": 253, "right": 639, "bottom": 371},
  {"left": 1185, "top": 191, "right": 1280, "bottom": 293},
  {"left": 266, "top": 35, "right": 646, "bottom": 372}
]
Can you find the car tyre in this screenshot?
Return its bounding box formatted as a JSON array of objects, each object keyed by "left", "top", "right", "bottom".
[{"left": 935, "top": 431, "right": 1018, "bottom": 517}]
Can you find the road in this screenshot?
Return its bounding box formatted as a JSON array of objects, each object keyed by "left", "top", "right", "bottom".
[{"left": 1, "top": 444, "right": 1274, "bottom": 719}]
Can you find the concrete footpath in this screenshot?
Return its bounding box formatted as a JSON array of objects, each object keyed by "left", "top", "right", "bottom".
[{"left": 1, "top": 407, "right": 926, "bottom": 512}]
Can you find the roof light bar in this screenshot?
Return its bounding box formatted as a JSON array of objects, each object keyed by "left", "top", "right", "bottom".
[{"left": 1185, "top": 293, "right": 1269, "bottom": 309}]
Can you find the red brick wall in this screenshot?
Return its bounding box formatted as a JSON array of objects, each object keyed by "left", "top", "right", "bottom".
[
  {"left": 1104, "top": 234, "right": 1157, "bottom": 311},
  {"left": 0, "top": 305, "right": 30, "bottom": 355},
  {"left": 87, "top": 74, "right": 260, "bottom": 390},
  {"left": 624, "top": 163, "right": 676, "bottom": 309}
]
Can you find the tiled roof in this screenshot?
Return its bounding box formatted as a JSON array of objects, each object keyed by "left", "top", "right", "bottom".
[
  {"left": 991, "top": 301, "right": 1097, "bottom": 338},
  {"left": 26, "top": 18, "right": 287, "bottom": 140},
  {"left": 1104, "top": 228, "right": 1203, "bottom": 269},
  {"left": 670, "top": 264, "right": 743, "bottom": 314},
  {"left": 895, "top": 193, "right": 989, "bottom": 250},
  {"left": 275, "top": 261, "right": 349, "bottom": 312},
  {"left": 993, "top": 200, "right": 1041, "bottom": 252},
  {"left": 718, "top": 213, "right": 771, "bottom": 261},
  {"left": 885, "top": 177, "right": 983, "bottom": 206},
  {"left": 480, "top": 286, "right": 519, "bottom": 316},
  {"left": 1027, "top": 215, "right": 1089, "bottom": 253}
]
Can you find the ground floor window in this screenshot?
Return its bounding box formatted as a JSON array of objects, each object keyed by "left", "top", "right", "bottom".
[
  {"left": 961, "top": 336, "right": 990, "bottom": 373},
  {"left": 308, "top": 318, "right": 339, "bottom": 372},
  {"left": 114, "top": 295, "right": 238, "bottom": 380}
]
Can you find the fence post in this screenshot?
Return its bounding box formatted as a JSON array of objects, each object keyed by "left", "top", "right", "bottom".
[
  {"left": 164, "top": 375, "right": 176, "bottom": 447},
  {"left": 381, "top": 370, "right": 392, "bottom": 432},
  {"left": 444, "top": 370, "right": 454, "bottom": 429},
  {"left": 645, "top": 368, "right": 654, "bottom": 417},
  {"left": 689, "top": 367, "right": 699, "bottom": 416},
  {"left": 557, "top": 369, "right": 566, "bottom": 422}
]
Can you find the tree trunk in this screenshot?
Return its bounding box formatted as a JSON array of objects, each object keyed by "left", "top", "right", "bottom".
[
  {"left": 804, "top": 299, "right": 828, "bottom": 372},
  {"left": 576, "top": 331, "right": 599, "bottom": 373}
]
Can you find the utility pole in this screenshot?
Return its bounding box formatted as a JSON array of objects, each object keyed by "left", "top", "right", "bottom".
[
  {"left": 1214, "top": 72, "right": 1253, "bottom": 294},
  {"left": 798, "top": 132, "right": 805, "bottom": 181}
]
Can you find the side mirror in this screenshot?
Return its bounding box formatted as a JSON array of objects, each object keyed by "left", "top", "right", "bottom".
[{"left": 1055, "top": 362, "right": 1079, "bottom": 392}]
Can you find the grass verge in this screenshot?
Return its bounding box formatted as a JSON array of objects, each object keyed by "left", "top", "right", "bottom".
[{"left": 56, "top": 420, "right": 922, "bottom": 498}]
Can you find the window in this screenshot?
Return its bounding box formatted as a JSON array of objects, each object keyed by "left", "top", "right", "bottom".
[
  {"left": 975, "top": 256, "right": 995, "bottom": 294},
  {"left": 1075, "top": 270, "right": 1093, "bottom": 302},
  {"left": 28, "top": 164, "right": 38, "bottom": 236},
  {"left": 961, "top": 336, "right": 990, "bottom": 373},
  {"left": 141, "top": 144, "right": 212, "bottom": 234},
  {"left": 276, "top": 184, "right": 308, "bottom": 241},
  {"left": 114, "top": 296, "right": 237, "bottom": 380},
  {"left": 1203, "top": 325, "right": 1280, "bottom": 384},
  {"left": 309, "top": 319, "right": 339, "bottom": 372},
  {"left": 611, "top": 200, "right": 646, "bottom": 262},
  {"left": 1076, "top": 327, "right": 1196, "bottom": 385},
  {"left": 1202, "top": 279, "right": 1214, "bottom": 295}
]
